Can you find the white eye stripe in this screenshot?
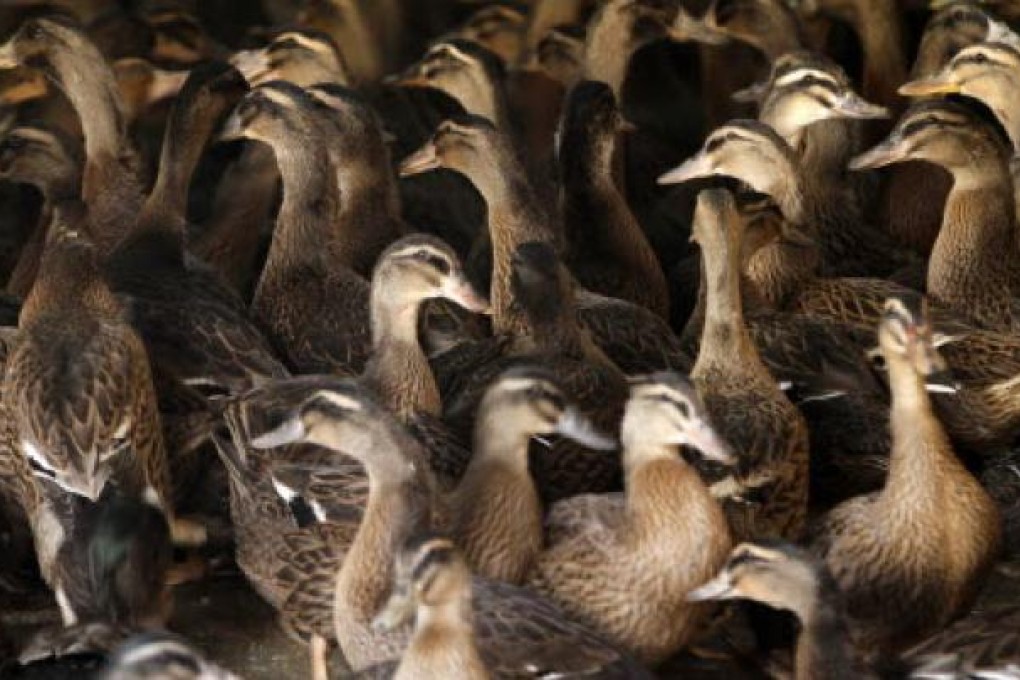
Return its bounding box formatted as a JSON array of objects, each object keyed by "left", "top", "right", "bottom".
[
  {"left": 429, "top": 42, "right": 478, "bottom": 67},
  {"left": 773, "top": 68, "right": 840, "bottom": 89},
  {"left": 274, "top": 32, "right": 332, "bottom": 55},
  {"left": 312, "top": 390, "right": 363, "bottom": 412}
]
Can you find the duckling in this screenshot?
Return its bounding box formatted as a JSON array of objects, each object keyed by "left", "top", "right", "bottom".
[
  {"left": 559, "top": 80, "right": 669, "bottom": 320},
  {"left": 685, "top": 189, "right": 809, "bottom": 542},
  {"left": 230, "top": 28, "right": 350, "bottom": 88},
  {"left": 688, "top": 541, "right": 875, "bottom": 679},
  {"left": 910, "top": 3, "right": 1003, "bottom": 81},
  {"left": 809, "top": 294, "right": 1001, "bottom": 657},
  {"left": 447, "top": 365, "right": 613, "bottom": 584},
  {"left": 144, "top": 8, "right": 225, "bottom": 67},
  {"left": 401, "top": 117, "right": 690, "bottom": 376},
  {"left": 0, "top": 14, "right": 144, "bottom": 255},
  {"left": 703, "top": 0, "right": 806, "bottom": 62},
  {"left": 396, "top": 38, "right": 511, "bottom": 130},
  {"left": 0, "top": 125, "right": 82, "bottom": 297},
  {"left": 851, "top": 99, "right": 1020, "bottom": 332},
  {"left": 364, "top": 535, "right": 488, "bottom": 680},
  {"left": 222, "top": 80, "right": 372, "bottom": 375},
  {"left": 524, "top": 371, "right": 732, "bottom": 664},
  {"left": 305, "top": 83, "right": 409, "bottom": 278},
  {"left": 691, "top": 541, "right": 1020, "bottom": 678},
  {"left": 5, "top": 228, "right": 171, "bottom": 513},
  {"left": 243, "top": 378, "right": 651, "bottom": 676},
  {"left": 102, "top": 632, "right": 240, "bottom": 679}
]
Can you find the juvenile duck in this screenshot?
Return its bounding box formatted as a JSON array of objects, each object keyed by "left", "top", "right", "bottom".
[
  {"left": 809, "top": 295, "right": 1001, "bottom": 657},
  {"left": 691, "top": 541, "right": 1020, "bottom": 678},
  {"left": 364, "top": 535, "right": 488, "bottom": 680},
  {"left": 527, "top": 371, "right": 734, "bottom": 664},
  {"left": 452, "top": 4, "right": 527, "bottom": 65},
  {"left": 6, "top": 229, "right": 170, "bottom": 512},
  {"left": 559, "top": 80, "right": 669, "bottom": 320},
  {"left": 401, "top": 116, "right": 690, "bottom": 376},
  {"left": 851, "top": 99, "right": 1020, "bottom": 332},
  {"left": 686, "top": 188, "right": 809, "bottom": 541},
  {"left": 244, "top": 377, "right": 651, "bottom": 677},
  {"left": 0, "top": 14, "right": 144, "bottom": 255},
  {"left": 447, "top": 365, "right": 613, "bottom": 584},
  {"left": 688, "top": 541, "right": 876, "bottom": 680},
  {"left": 223, "top": 80, "right": 372, "bottom": 375},
  {"left": 230, "top": 28, "right": 350, "bottom": 88}
]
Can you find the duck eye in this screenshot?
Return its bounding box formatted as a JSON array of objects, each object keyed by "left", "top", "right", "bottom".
[{"left": 973, "top": 52, "right": 989, "bottom": 64}]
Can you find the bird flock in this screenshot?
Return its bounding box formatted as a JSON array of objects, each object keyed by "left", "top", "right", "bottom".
[{"left": 0, "top": 0, "right": 1019, "bottom": 678}]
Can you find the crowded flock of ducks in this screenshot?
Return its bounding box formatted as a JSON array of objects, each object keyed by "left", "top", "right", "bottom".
[{"left": 1, "top": 0, "right": 1020, "bottom": 678}]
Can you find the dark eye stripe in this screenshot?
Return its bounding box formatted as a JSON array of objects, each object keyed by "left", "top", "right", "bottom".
[{"left": 411, "top": 546, "right": 454, "bottom": 583}]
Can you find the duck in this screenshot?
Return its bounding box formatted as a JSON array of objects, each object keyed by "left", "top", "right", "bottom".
[
  {"left": 360, "top": 534, "right": 489, "bottom": 680},
  {"left": 221, "top": 80, "right": 374, "bottom": 375},
  {"left": 230, "top": 28, "right": 351, "bottom": 88},
  {"left": 525, "top": 371, "right": 733, "bottom": 664},
  {"left": 240, "top": 376, "right": 652, "bottom": 677},
  {"left": 5, "top": 227, "right": 173, "bottom": 518},
  {"left": 0, "top": 13, "right": 144, "bottom": 256},
  {"left": 400, "top": 116, "right": 691, "bottom": 377},
  {"left": 684, "top": 188, "right": 809, "bottom": 542},
  {"left": 395, "top": 38, "right": 512, "bottom": 131},
  {"left": 690, "top": 540, "right": 1020, "bottom": 678},
  {"left": 688, "top": 541, "right": 876, "bottom": 679},
  {"left": 850, "top": 99, "right": 1020, "bottom": 332},
  {"left": 559, "top": 80, "right": 670, "bottom": 320},
  {"left": 439, "top": 240, "right": 629, "bottom": 501},
  {"left": 658, "top": 120, "right": 934, "bottom": 329},
  {"left": 0, "top": 125, "right": 82, "bottom": 298},
  {"left": 294, "top": 0, "right": 387, "bottom": 84},
  {"left": 446, "top": 364, "right": 614, "bottom": 584},
  {"left": 809, "top": 294, "right": 1001, "bottom": 658}
]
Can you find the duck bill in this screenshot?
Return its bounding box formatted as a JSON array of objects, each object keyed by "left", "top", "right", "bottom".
[
  {"left": 441, "top": 273, "right": 491, "bottom": 314},
  {"left": 0, "top": 42, "right": 18, "bottom": 70},
  {"left": 250, "top": 417, "right": 306, "bottom": 449},
  {"left": 371, "top": 588, "right": 415, "bottom": 632},
  {"left": 556, "top": 407, "right": 617, "bottom": 451},
  {"left": 898, "top": 76, "right": 961, "bottom": 98},
  {"left": 657, "top": 152, "right": 714, "bottom": 186},
  {"left": 399, "top": 142, "right": 441, "bottom": 178},
  {"left": 682, "top": 421, "right": 735, "bottom": 465},
  {"left": 830, "top": 93, "right": 889, "bottom": 120},
  {"left": 848, "top": 135, "right": 910, "bottom": 171},
  {"left": 394, "top": 71, "right": 432, "bottom": 88},
  {"left": 686, "top": 573, "right": 735, "bottom": 602}
]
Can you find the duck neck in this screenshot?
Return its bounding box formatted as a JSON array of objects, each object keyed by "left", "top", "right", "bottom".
[
  {"left": 364, "top": 288, "right": 439, "bottom": 419},
  {"left": 883, "top": 356, "right": 953, "bottom": 508},
  {"left": 46, "top": 44, "right": 126, "bottom": 165},
  {"left": 928, "top": 167, "right": 1017, "bottom": 310},
  {"left": 485, "top": 171, "right": 558, "bottom": 336},
  {"left": 794, "top": 581, "right": 862, "bottom": 680},
  {"left": 334, "top": 145, "right": 402, "bottom": 271},
  {"left": 694, "top": 228, "right": 759, "bottom": 370},
  {"left": 472, "top": 412, "right": 532, "bottom": 473},
  {"left": 262, "top": 139, "right": 340, "bottom": 278},
  {"left": 399, "top": 594, "right": 485, "bottom": 680},
  {"left": 852, "top": 0, "right": 907, "bottom": 111},
  {"left": 582, "top": 12, "right": 636, "bottom": 97},
  {"left": 335, "top": 444, "right": 429, "bottom": 645},
  {"left": 622, "top": 448, "right": 720, "bottom": 545}
]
